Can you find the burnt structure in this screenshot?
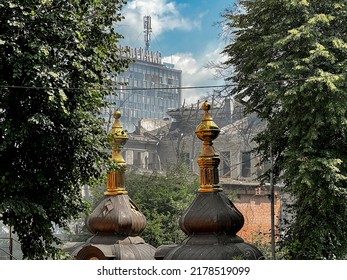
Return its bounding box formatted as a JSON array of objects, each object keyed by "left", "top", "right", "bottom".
[
  {"left": 65, "top": 111, "right": 155, "bottom": 260},
  {"left": 155, "top": 101, "right": 264, "bottom": 260}
]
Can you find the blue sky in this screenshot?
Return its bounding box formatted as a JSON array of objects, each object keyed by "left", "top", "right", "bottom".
[{"left": 117, "top": 0, "right": 238, "bottom": 104}]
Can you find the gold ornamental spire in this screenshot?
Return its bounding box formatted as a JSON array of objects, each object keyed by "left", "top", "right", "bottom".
[
  {"left": 195, "top": 101, "right": 222, "bottom": 193},
  {"left": 105, "top": 110, "right": 128, "bottom": 196}
]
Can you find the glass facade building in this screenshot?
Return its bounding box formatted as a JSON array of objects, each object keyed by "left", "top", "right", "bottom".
[{"left": 105, "top": 47, "right": 182, "bottom": 132}]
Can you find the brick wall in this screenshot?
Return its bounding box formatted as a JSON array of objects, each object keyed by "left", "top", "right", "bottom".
[{"left": 234, "top": 192, "right": 281, "bottom": 244}]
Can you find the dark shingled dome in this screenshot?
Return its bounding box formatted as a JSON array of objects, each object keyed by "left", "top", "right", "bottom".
[{"left": 155, "top": 101, "right": 264, "bottom": 260}]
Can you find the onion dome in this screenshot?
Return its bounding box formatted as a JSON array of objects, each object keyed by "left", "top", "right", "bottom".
[
  {"left": 86, "top": 111, "right": 146, "bottom": 236},
  {"left": 155, "top": 101, "right": 264, "bottom": 260},
  {"left": 64, "top": 111, "right": 155, "bottom": 260}
]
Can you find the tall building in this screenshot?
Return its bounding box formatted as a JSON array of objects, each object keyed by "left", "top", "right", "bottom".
[{"left": 105, "top": 46, "right": 182, "bottom": 132}]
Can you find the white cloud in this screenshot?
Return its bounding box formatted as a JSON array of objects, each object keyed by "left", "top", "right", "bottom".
[
  {"left": 118, "top": 0, "right": 201, "bottom": 46},
  {"left": 163, "top": 44, "right": 227, "bottom": 105}
]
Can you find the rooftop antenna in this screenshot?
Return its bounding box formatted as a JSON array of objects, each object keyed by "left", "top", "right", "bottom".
[{"left": 143, "top": 15, "right": 152, "bottom": 52}]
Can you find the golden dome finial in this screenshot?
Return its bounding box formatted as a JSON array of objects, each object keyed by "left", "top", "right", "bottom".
[
  {"left": 114, "top": 110, "right": 121, "bottom": 120},
  {"left": 201, "top": 100, "right": 210, "bottom": 112},
  {"left": 196, "top": 101, "right": 219, "bottom": 142},
  {"left": 195, "top": 101, "right": 222, "bottom": 193},
  {"left": 105, "top": 110, "right": 128, "bottom": 196}
]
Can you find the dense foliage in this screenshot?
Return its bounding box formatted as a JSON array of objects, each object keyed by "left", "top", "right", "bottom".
[
  {"left": 222, "top": 0, "right": 347, "bottom": 259},
  {"left": 0, "top": 0, "right": 129, "bottom": 259}
]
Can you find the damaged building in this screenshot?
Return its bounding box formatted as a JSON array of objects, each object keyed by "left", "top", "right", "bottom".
[{"left": 123, "top": 98, "right": 282, "bottom": 244}]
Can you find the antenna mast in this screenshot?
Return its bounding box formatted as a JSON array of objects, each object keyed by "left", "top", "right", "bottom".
[{"left": 143, "top": 15, "right": 152, "bottom": 52}]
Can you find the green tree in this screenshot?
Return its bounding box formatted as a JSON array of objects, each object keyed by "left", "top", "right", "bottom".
[
  {"left": 0, "top": 0, "right": 129, "bottom": 259},
  {"left": 127, "top": 165, "right": 199, "bottom": 247},
  {"left": 222, "top": 0, "right": 347, "bottom": 259}
]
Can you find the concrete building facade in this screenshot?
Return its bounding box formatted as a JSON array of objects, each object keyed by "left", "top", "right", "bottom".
[{"left": 105, "top": 47, "right": 182, "bottom": 132}]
